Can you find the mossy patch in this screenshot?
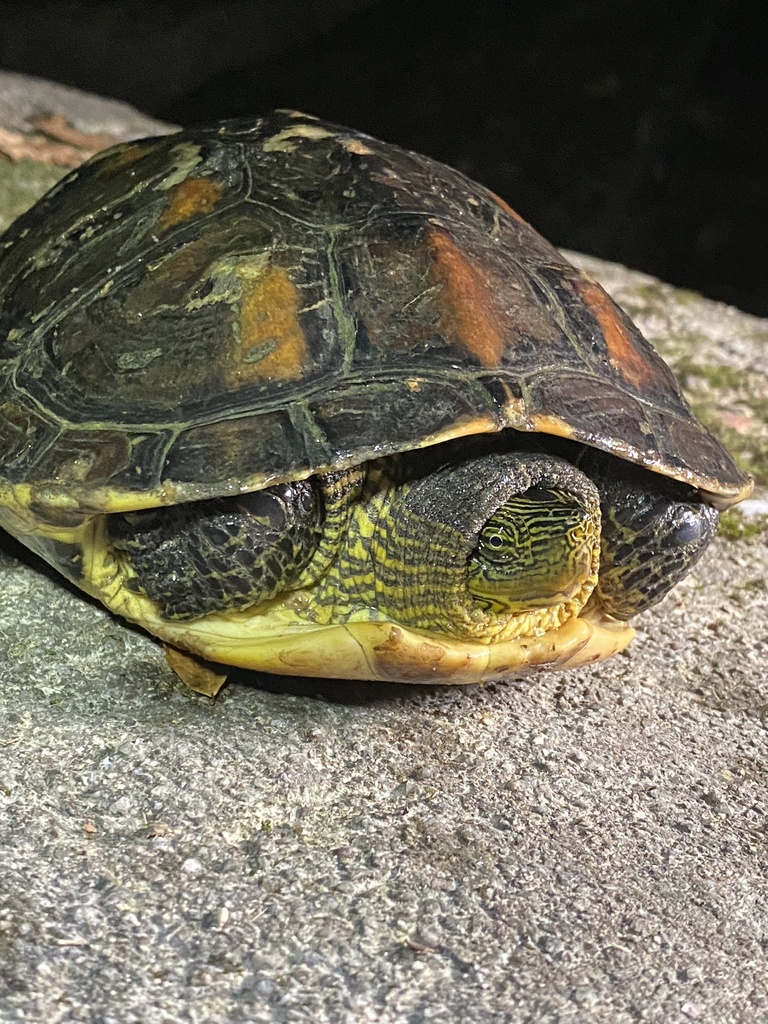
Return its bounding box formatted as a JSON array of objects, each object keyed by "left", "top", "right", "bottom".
[
  {"left": 666, "top": 356, "right": 768, "bottom": 486},
  {"left": 718, "top": 509, "right": 768, "bottom": 542},
  {"left": 674, "top": 359, "right": 746, "bottom": 392},
  {"left": 741, "top": 577, "right": 767, "bottom": 592},
  {"left": 709, "top": 428, "right": 768, "bottom": 487},
  {"left": 622, "top": 280, "right": 670, "bottom": 307},
  {"left": 0, "top": 159, "right": 66, "bottom": 233}
]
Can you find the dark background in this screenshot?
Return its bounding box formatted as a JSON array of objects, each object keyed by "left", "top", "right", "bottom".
[{"left": 2, "top": 0, "right": 766, "bottom": 315}]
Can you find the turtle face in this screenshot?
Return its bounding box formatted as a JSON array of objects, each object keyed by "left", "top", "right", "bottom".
[
  {"left": 289, "top": 449, "right": 603, "bottom": 646},
  {"left": 467, "top": 485, "right": 600, "bottom": 613}
]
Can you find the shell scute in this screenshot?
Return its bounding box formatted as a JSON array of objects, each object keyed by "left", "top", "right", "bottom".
[{"left": 0, "top": 109, "right": 751, "bottom": 512}]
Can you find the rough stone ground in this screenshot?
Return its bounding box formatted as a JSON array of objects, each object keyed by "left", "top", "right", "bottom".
[{"left": 1, "top": 74, "right": 767, "bottom": 1024}]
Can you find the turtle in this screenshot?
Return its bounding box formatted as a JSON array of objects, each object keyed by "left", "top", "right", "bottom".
[{"left": 0, "top": 110, "right": 752, "bottom": 690}]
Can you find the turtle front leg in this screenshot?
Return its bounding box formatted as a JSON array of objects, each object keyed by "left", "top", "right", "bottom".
[{"left": 108, "top": 480, "right": 326, "bottom": 619}]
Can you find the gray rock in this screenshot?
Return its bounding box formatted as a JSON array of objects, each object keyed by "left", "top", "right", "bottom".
[
  {"left": 1, "top": 73, "right": 767, "bottom": 1024},
  {"left": 0, "top": 69, "right": 175, "bottom": 137}
]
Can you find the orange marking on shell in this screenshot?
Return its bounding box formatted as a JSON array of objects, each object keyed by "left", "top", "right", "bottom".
[
  {"left": 487, "top": 190, "right": 528, "bottom": 225},
  {"left": 157, "top": 176, "right": 223, "bottom": 231},
  {"left": 426, "top": 226, "right": 505, "bottom": 368},
  {"left": 95, "top": 142, "right": 159, "bottom": 176},
  {"left": 233, "top": 265, "right": 308, "bottom": 384},
  {"left": 573, "top": 275, "right": 656, "bottom": 389}
]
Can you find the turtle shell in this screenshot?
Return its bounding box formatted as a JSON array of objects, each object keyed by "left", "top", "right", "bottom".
[{"left": 0, "top": 109, "right": 751, "bottom": 519}]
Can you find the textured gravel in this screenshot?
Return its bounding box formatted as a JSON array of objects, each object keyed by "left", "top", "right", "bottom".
[
  {"left": 2, "top": 530, "right": 768, "bottom": 1024},
  {"left": 2, "top": 73, "right": 768, "bottom": 1024}
]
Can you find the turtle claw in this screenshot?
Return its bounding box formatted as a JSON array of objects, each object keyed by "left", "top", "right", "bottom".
[{"left": 163, "top": 644, "right": 229, "bottom": 697}]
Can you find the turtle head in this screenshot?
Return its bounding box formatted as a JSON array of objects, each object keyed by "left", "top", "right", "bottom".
[
  {"left": 325, "top": 449, "right": 604, "bottom": 644},
  {"left": 467, "top": 483, "right": 600, "bottom": 614}
]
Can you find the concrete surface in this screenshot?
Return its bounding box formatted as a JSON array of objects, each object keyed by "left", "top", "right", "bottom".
[{"left": 1, "top": 73, "right": 767, "bottom": 1024}]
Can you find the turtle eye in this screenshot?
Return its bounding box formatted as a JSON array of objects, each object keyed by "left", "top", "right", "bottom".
[{"left": 476, "top": 520, "right": 522, "bottom": 565}]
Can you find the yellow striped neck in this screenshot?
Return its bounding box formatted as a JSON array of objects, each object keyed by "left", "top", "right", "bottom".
[{"left": 299, "top": 452, "right": 601, "bottom": 644}]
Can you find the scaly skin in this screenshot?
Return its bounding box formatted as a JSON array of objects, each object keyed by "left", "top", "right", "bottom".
[
  {"left": 303, "top": 451, "right": 601, "bottom": 643},
  {"left": 107, "top": 437, "right": 720, "bottom": 643},
  {"left": 106, "top": 443, "right": 720, "bottom": 653},
  {"left": 0, "top": 439, "right": 719, "bottom": 683}
]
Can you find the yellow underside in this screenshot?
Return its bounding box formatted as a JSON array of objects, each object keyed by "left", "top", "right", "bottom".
[
  {"left": 93, "top": 515, "right": 633, "bottom": 684},
  {"left": 145, "top": 601, "right": 634, "bottom": 684},
  {"left": 0, "top": 496, "right": 634, "bottom": 686}
]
